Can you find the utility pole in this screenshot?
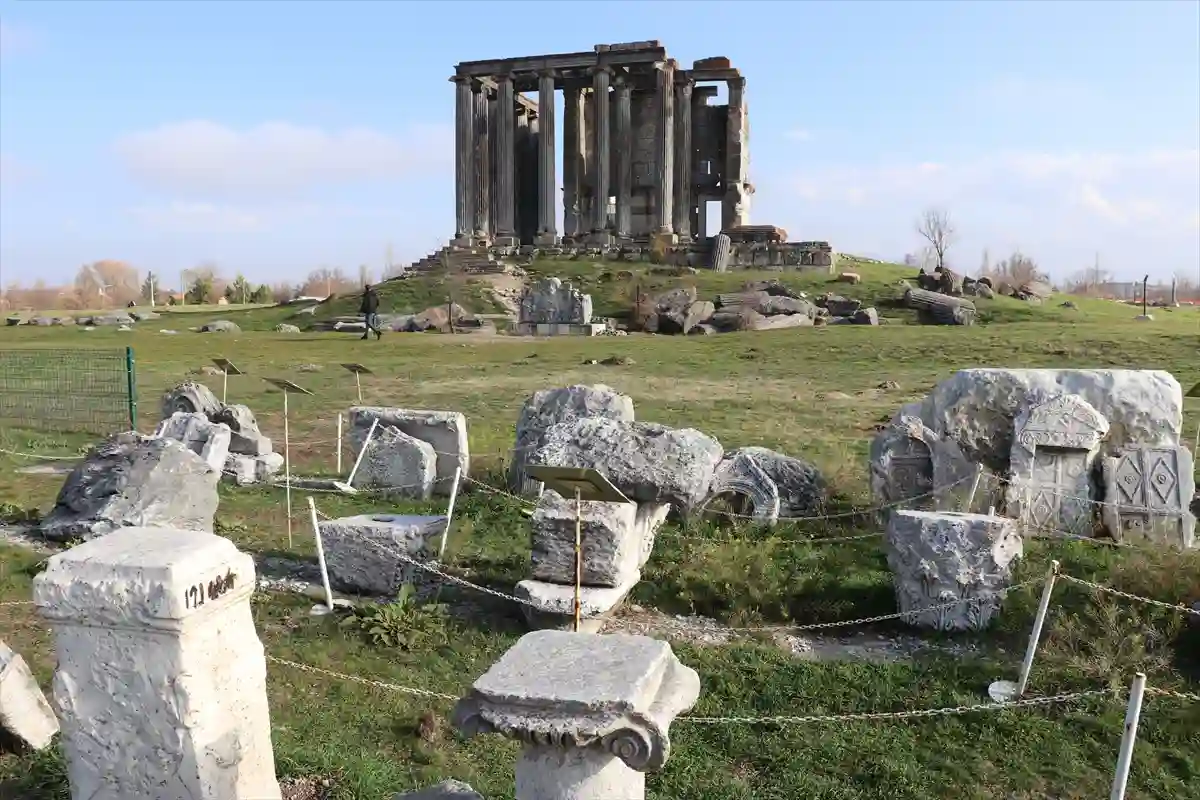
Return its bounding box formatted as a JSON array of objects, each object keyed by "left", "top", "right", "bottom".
[
  {"left": 180, "top": 271, "right": 186, "bottom": 306},
  {"left": 148, "top": 273, "right": 156, "bottom": 307}
]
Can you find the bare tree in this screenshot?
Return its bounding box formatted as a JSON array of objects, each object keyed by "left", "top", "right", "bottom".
[{"left": 915, "top": 208, "right": 956, "bottom": 271}]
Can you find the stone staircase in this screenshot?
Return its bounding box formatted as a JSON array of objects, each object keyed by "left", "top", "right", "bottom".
[{"left": 401, "top": 245, "right": 507, "bottom": 276}]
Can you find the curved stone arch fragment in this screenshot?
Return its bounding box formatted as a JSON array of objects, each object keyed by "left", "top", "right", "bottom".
[
  {"left": 697, "top": 451, "right": 781, "bottom": 526},
  {"left": 160, "top": 381, "right": 222, "bottom": 421}
]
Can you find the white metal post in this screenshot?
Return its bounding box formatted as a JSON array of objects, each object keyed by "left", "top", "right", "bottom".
[
  {"left": 1016, "top": 559, "right": 1060, "bottom": 697},
  {"left": 438, "top": 467, "right": 462, "bottom": 561},
  {"left": 306, "top": 496, "right": 335, "bottom": 615},
  {"left": 336, "top": 413, "right": 343, "bottom": 475},
  {"left": 344, "top": 417, "right": 378, "bottom": 487},
  {"left": 283, "top": 390, "right": 292, "bottom": 549},
  {"left": 1109, "top": 672, "right": 1147, "bottom": 800},
  {"left": 221, "top": 368, "right": 229, "bottom": 404},
  {"left": 964, "top": 463, "right": 984, "bottom": 512},
  {"left": 355, "top": 372, "right": 363, "bottom": 404},
  {"left": 573, "top": 486, "right": 582, "bottom": 633}
]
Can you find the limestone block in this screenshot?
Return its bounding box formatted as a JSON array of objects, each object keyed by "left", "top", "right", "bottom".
[
  {"left": 897, "top": 369, "right": 1182, "bottom": 472},
  {"left": 733, "top": 447, "right": 826, "bottom": 518},
  {"left": 32, "top": 527, "right": 281, "bottom": 800},
  {"left": 515, "top": 576, "right": 639, "bottom": 634},
  {"left": 393, "top": 780, "right": 483, "bottom": 800},
  {"left": 0, "top": 639, "right": 59, "bottom": 751},
  {"left": 519, "top": 277, "right": 593, "bottom": 324},
  {"left": 348, "top": 407, "right": 469, "bottom": 494},
  {"left": 869, "top": 416, "right": 987, "bottom": 518},
  {"left": 885, "top": 510, "right": 1022, "bottom": 632},
  {"left": 353, "top": 425, "right": 437, "bottom": 499},
  {"left": 41, "top": 433, "right": 221, "bottom": 542},
  {"left": 212, "top": 403, "right": 273, "bottom": 456},
  {"left": 452, "top": 630, "right": 700, "bottom": 800},
  {"left": 1004, "top": 394, "right": 1109, "bottom": 536},
  {"left": 222, "top": 453, "right": 284, "bottom": 486},
  {"left": 508, "top": 384, "right": 636, "bottom": 496},
  {"left": 1101, "top": 446, "right": 1196, "bottom": 549},
  {"left": 318, "top": 514, "right": 445, "bottom": 595},
  {"left": 530, "top": 491, "right": 669, "bottom": 587},
  {"left": 530, "top": 418, "right": 723, "bottom": 512},
  {"left": 161, "top": 381, "right": 222, "bottom": 419},
  {"left": 153, "top": 411, "right": 232, "bottom": 471},
  {"left": 698, "top": 450, "right": 780, "bottom": 524}
]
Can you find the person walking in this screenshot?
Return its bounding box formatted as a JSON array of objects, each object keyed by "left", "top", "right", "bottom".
[{"left": 359, "top": 284, "right": 382, "bottom": 340}]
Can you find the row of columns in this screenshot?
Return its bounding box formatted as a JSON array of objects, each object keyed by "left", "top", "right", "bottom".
[{"left": 454, "top": 63, "right": 714, "bottom": 246}]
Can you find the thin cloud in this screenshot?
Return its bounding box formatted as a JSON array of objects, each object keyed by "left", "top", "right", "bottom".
[{"left": 113, "top": 120, "right": 453, "bottom": 199}]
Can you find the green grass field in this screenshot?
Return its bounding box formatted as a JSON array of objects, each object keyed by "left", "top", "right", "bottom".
[{"left": 1, "top": 262, "right": 1198, "bottom": 799}]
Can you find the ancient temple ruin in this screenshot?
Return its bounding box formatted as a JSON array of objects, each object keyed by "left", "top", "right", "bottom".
[{"left": 450, "top": 41, "right": 751, "bottom": 248}]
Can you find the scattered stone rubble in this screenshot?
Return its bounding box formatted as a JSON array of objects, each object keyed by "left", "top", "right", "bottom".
[
  {"left": 159, "top": 382, "right": 284, "bottom": 486},
  {"left": 0, "top": 639, "right": 59, "bottom": 751},
  {"left": 870, "top": 369, "right": 1194, "bottom": 548}
]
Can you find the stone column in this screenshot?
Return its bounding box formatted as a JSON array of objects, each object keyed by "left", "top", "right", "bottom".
[
  {"left": 562, "top": 83, "right": 584, "bottom": 241},
  {"left": 613, "top": 76, "right": 633, "bottom": 240},
  {"left": 691, "top": 87, "right": 707, "bottom": 238},
  {"left": 672, "top": 78, "right": 694, "bottom": 241},
  {"left": 452, "top": 630, "right": 700, "bottom": 800},
  {"left": 472, "top": 84, "right": 491, "bottom": 241},
  {"left": 589, "top": 65, "right": 612, "bottom": 243},
  {"left": 654, "top": 60, "right": 675, "bottom": 237},
  {"left": 494, "top": 73, "right": 518, "bottom": 247},
  {"left": 534, "top": 70, "right": 559, "bottom": 246},
  {"left": 33, "top": 527, "right": 281, "bottom": 800},
  {"left": 722, "top": 76, "right": 747, "bottom": 232},
  {"left": 452, "top": 76, "right": 475, "bottom": 245}
]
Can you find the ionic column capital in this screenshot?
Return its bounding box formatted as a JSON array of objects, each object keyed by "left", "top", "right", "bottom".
[
  {"left": 449, "top": 74, "right": 472, "bottom": 85},
  {"left": 588, "top": 64, "right": 613, "bottom": 78}
]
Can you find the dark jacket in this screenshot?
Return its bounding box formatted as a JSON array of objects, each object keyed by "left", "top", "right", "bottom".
[{"left": 359, "top": 288, "right": 379, "bottom": 314}]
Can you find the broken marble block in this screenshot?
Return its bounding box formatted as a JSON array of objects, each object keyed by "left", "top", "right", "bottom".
[
  {"left": 353, "top": 425, "right": 437, "bottom": 499},
  {"left": 529, "top": 418, "right": 722, "bottom": 512},
  {"left": 348, "top": 407, "right": 469, "bottom": 495},
  {"left": 222, "top": 452, "right": 285, "bottom": 486},
  {"left": 452, "top": 630, "right": 700, "bottom": 800},
  {"left": 508, "top": 384, "right": 636, "bottom": 496},
  {"left": 40, "top": 433, "right": 220, "bottom": 542},
  {"left": 0, "top": 639, "right": 59, "bottom": 751},
  {"left": 1101, "top": 445, "right": 1196, "bottom": 549},
  {"left": 392, "top": 781, "right": 483, "bottom": 800},
  {"left": 885, "top": 510, "right": 1023, "bottom": 632},
  {"left": 160, "top": 380, "right": 223, "bottom": 419},
  {"left": 699, "top": 450, "right": 781, "bottom": 524},
  {"left": 317, "top": 514, "right": 446, "bottom": 595},
  {"left": 515, "top": 575, "right": 639, "bottom": 634},
  {"left": 153, "top": 411, "right": 232, "bottom": 471},
  {"left": 212, "top": 403, "right": 273, "bottom": 456},
  {"left": 530, "top": 490, "right": 669, "bottom": 587}
]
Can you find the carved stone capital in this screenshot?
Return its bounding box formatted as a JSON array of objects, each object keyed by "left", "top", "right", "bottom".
[
  {"left": 495, "top": 72, "right": 516, "bottom": 85},
  {"left": 537, "top": 68, "right": 558, "bottom": 80},
  {"left": 449, "top": 74, "right": 472, "bottom": 85},
  {"left": 451, "top": 630, "right": 700, "bottom": 773},
  {"left": 588, "top": 65, "right": 613, "bottom": 78}
]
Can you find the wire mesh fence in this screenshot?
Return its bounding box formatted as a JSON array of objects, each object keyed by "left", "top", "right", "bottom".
[{"left": 0, "top": 347, "right": 137, "bottom": 436}]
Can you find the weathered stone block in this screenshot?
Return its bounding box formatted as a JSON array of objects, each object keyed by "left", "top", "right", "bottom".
[
  {"left": 153, "top": 411, "right": 232, "bottom": 471},
  {"left": 0, "top": 640, "right": 59, "bottom": 751},
  {"left": 222, "top": 452, "right": 284, "bottom": 486},
  {"left": 353, "top": 425, "right": 437, "bottom": 499},
  {"left": 508, "top": 385, "right": 636, "bottom": 496},
  {"left": 41, "top": 433, "right": 220, "bottom": 542},
  {"left": 33, "top": 527, "right": 281, "bottom": 800},
  {"left": 514, "top": 576, "right": 638, "bottom": 634},
  {"left": 211, "top": 403, "right": 273, "bottom": 456},
  {"left": 885, "top": 510, "right": 1022, "bottom": 631},
  {"left": 530, "top": 491, "right": 667, "bottom": 587},
  {"left": 348, "top": 407, "right": 469, "bottom": 494},
  {"left": 392, "top": 781, "right": 483, "bottom": 800},
  {"left": 519, "top": 277, "right": 593, "bottom": 324},
  {"left": 1101, "top": 445, "right": 1196, "bottom": 549},
  {"left": 530, "top": 418, "right": 722, "bottom": 512},
  {"left": 318, "top": 514, "right": 445, "bottom": 595}
]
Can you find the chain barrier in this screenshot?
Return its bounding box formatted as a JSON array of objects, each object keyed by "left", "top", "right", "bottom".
[
  {"left": 0, "top": 600, "right": 35, "bottom": 607},
  {"left": 1145, "top": 687, "right": 1200, "bottom": 703},
  {"left": 266, "top": 655, "right": 460, "bottom": 702},
  {"left": 0, "top": 446, "right": 82, "bottom": 461},
  {"left": 678, "top": 688, "right": 1117, "bottom": 725},
  {"left": 1058, "top": 574, "right": 1200, "bottom": 617}
]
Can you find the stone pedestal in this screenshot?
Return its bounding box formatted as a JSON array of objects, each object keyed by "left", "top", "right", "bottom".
[
  {"left": 451, "top": 630, "right": 700, "bottom": 800},
  {"left": 885, "top": 510, "right": 1022, "bottom": 632},
  {"left": 33, "top": 527, "right": 281, "bottom": 800}
]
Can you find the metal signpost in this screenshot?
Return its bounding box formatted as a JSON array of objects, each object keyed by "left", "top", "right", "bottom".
[
  {"left": 212, "top": 358, "right": 244, "bottom": 404},
  {"left": 525, "top": 465, "right": 629, "bottom": 632},
  {"left": 340, "top": 363, "right": 374, "bottom": 404},
  {"left": 263, "top": 377, "right": 313, "bottom": 548}
]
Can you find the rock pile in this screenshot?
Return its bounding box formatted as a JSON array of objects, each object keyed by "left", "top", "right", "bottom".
[
  {"left": 640, "top": 280, "right": 880, "bottom": 334},
  {"left": 159, "top": 382, "right": 283, "bottom": 485}
]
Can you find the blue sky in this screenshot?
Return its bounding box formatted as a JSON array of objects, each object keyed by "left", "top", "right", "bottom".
[{"left": 1, "top": 0, "right": 1197, "bottom": 289}]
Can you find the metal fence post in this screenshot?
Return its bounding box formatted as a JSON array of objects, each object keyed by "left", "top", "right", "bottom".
[
  {"left": 1110, "top": 672, "right": 1147, "bottom": 800},
  {"left": 125, "top": 346, "right": 138, "bottom": 431}
]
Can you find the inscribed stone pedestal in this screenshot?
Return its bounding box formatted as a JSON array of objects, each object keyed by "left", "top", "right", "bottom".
[{"left": 33, "top": 527, "right": 281, "bottom": 800}]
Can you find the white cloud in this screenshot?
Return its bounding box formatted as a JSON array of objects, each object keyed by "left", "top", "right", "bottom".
[
  {"left": 114, "top": 120, "right": 452, "bottom": 199},
  {"left": 780, "top": 148, "right": 1199, "bottom": 279},
  {"left": 125, "top": 202, "right": 267, "bottom": 234}
]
